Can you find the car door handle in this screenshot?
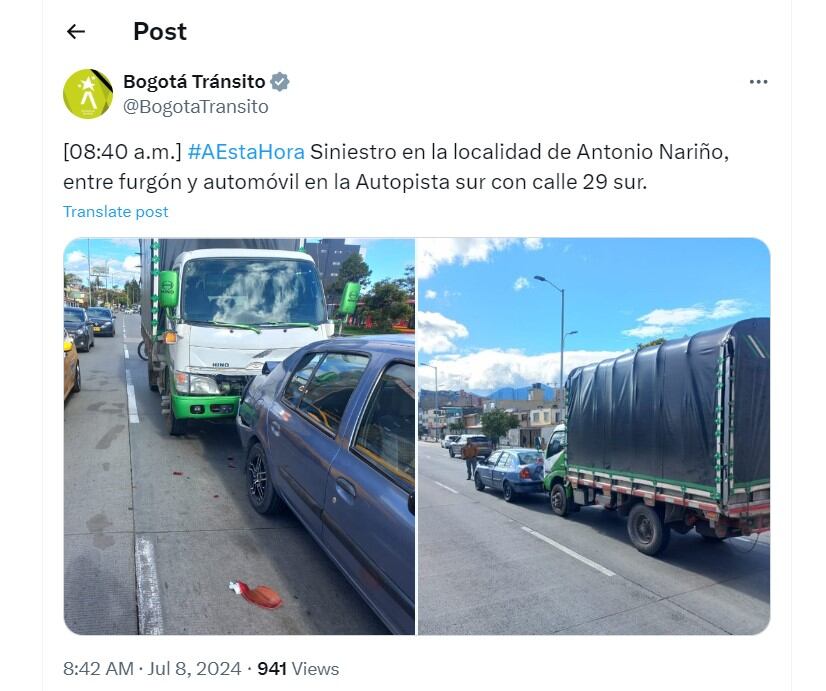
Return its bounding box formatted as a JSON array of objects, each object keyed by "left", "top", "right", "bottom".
[{"left": 336, "top": 477, "right": 357, "bottom": 499}]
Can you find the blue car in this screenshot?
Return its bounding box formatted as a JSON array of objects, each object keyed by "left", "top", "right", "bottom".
[
  {"left": 474, "top": 447, "right": 545, "bottom": 502},
  {"left": 236, "top": 336, "right": 415, "bottom": 635}
]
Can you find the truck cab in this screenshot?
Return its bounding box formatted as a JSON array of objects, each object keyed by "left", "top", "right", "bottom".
[{"left": 147, "top": 247, "right": 334, "bottom": 435}]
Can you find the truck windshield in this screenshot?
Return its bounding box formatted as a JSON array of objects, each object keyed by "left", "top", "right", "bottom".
[{"left": 181, "top": 258, "right": 326, "bottom": 326}]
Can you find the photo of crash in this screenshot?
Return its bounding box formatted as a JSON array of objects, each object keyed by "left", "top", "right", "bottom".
[
  {"left": 64, "top": 238, "right": 415, "bottom": 635},
  {"left": 417, "top": 238, "right": 769, "bottom": 635}
]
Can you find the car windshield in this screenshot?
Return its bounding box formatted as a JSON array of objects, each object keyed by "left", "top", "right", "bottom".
[
  {"left": 87, "top": 308, "right": 112, "bottom": 318},
  {"left": 469, "top": 436, "right": 488, "bottom": 443},
  {"left": 64, "top": 308, "right": 84, "bottom": 323},
  {"left": 517, "top": 451, "right": 543, "bottom": 464},
  {"left": 181, "top": 257, "right": 326, "bottom": 326}
]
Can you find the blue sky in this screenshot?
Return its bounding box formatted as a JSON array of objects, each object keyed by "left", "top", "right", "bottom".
[
  {"left": 417, "top": 238, "right": 769, "bottom": 393},
  {"left": 63, "top": 237, "right": 413, "bottom": 288}
]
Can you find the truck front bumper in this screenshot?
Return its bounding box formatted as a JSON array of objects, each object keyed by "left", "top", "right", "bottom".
[{"left": 171, "top": 393, "right": 239, "bottom": 420}]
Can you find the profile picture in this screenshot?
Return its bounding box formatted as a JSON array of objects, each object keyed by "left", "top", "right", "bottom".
[{"left": 63, "top": 68, "right": 113, "bottom": 119}]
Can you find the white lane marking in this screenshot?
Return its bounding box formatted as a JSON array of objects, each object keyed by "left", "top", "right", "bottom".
[
  {"left": 434, "top": 481, "right": 459, "bottom": 494},
  {"left": 521, "top": 526, "right": 616, "bottom": 577},
  {"left": 125, "top": 369, "right": 140, "bottom": 424},
  {"left": 135, "top": 536, "right": 164, "bottom": 635},
  {"left": 123, "top": 345, "right": 130, "bottom": 360}
]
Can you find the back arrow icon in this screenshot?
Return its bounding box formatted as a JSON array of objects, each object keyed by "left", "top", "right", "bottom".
[{"left": 67, "top": 24, "right": 86, "bottom": 39}]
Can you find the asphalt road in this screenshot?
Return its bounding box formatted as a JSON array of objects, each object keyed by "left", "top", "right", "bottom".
[
  {"left": 418, "top": 441, "right": 769, "bottom": 635},
  {"left": 63, "top": 313, "right": 386, "bottom": 635}
]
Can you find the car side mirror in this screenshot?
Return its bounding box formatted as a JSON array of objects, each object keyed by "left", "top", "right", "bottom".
[{"left": 262, "top": 360, "right": 279, "bottom": 375}]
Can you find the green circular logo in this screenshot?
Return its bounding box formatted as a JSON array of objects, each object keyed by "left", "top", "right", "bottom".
[{"left": 63, "top": 69, "right": 113, "bottom": 119}]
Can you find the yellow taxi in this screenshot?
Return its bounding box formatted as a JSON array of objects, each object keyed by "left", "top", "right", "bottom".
[{"left": 64, "top": 330, "right": 81, "bottom": 400}]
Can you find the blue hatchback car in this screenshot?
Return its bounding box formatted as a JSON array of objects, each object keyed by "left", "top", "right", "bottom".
[
  {"left": 474, "top": 448, "right": 545, "bottom": 502},
  {"left": 236, "top": 335, "right": 415, "bottom": 634}
]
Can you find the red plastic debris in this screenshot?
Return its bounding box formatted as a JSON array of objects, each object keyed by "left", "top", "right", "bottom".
[
  {"left": 229, "top": 580, "right": 283, "bottom": 609},
  {"left": 172, "top": 471, "right": 183, "bottom": 476}
]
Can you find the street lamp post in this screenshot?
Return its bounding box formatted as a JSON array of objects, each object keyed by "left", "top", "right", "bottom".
[{"left": 533, "top": 275, "right": 568, "bottom": 395}]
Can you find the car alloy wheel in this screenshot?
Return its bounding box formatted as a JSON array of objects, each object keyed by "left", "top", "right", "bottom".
[{"left": 247, "top": 448, "right": 268, "bottom": 507}]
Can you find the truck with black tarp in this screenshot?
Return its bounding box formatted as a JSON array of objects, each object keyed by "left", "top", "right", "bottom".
[
  {"left": 543, "top": 318, "right": 770, "bottom": 555},
  {"left": 140, "top": 239, "right": 334, "bottom": 435}
]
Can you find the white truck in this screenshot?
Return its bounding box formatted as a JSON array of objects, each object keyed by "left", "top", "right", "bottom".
[{"left": 140, "top": 239, "right": 334, "bottom": 435}]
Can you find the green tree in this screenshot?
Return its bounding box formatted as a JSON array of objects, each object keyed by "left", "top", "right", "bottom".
[
  {"left": 448, "top": 420, "right": 466, "bottom": 434},
  {"left": 363, "top": 280, "right": 413, "bottom": 332},
  {"left": 395, "top": 264, "right": 415, "bottom": 296},
  {"left": 636, "top": 337, "right": 666, "bottom": 350},
  {"left": 481, "top": 409, "right": 519, "bottom": 448},
  {"left": 329, "top": 252, "right": 372, "bottom": 299},
  {"left": 64, "top": 271, "right": 79, "bottom": 288}
]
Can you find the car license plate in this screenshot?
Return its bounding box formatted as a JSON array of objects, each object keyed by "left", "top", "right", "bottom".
[{"left": 93, "top": 327, "right": 101, "bottom": 332}]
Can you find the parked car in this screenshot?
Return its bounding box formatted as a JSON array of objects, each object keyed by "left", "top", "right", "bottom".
[
  {"left": 448, "top": 434, "right": 493, "bottom": 459},
  {"left": 236, "top": 335, "right": 415, "bottom": 635},
  {"left": 441, "top": 434, "right": 460, "bottom": 449},
  {"left": 86, "top": 307, "right": 115, "bottom": 336},
  {"left": 474, "top": 448, "right": 545, "bottom": 501},
  {"left": 63, "top": 330, "right": 81, "bottom": 399},
  {"left": 63, "top": 307, "right": 94, "bottom": 352}
]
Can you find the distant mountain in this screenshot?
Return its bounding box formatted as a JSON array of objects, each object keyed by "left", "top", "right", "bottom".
[
  {"left": 477, "top": 384, "right": 557, "bottom": 401},
  {"left": 418, "top": 389, "right": 488, "bottom": 411}
]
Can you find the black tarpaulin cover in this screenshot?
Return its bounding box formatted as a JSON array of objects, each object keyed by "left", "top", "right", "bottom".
[
  {"left": 566, "top": 318, "right": 769, "bottom": 494},
  {"left": 155, "top": 238, "right": 301, "bottom": 272}
]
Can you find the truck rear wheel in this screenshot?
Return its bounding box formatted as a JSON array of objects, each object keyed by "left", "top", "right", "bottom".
[
  {"left": 549, "top": 483, "right": 569, "bottom": 517},
  {"left": 627, "top": 504, "right": 671, "bottom": 556},
  {"left": 148, "top": 358, "right": 159, "bottom": 392}
]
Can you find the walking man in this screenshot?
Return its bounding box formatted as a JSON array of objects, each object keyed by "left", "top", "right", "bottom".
[{"left": 463, "top": 438, "right": 479, "bottom": 480}]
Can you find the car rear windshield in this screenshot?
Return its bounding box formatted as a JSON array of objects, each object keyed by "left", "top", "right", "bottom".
[
  {"left": 517, "top": 452, "right": 543, "bottom": 464},
  {"left": 469, "top": 436, "right": 489, "bottom": 443}
]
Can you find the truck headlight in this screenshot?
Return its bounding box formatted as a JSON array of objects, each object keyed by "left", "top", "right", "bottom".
[
  {"left": 190, "top": 375, "right": 221, "bottom": 395},
  {"left": 174, "top": 372, "right": 221, "bottom": 395}
]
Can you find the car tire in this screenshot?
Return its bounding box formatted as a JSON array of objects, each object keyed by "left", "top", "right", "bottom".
[
  {"left": 550, "top": 482, "right": 569, "bottom": 517},
  {"left": 627, "top": 503, "right": 671, "bottom": 556},
  {"left": 246, "top": 442, "right": 281, "bottom": 515},
  {"left": 503, "top": 481, "right": 515, "bottom": 503},
  {"left": 474, "top": 473, "right": 485, "bottom": 491},
  {"left": 72, "top": 364, "right": 81, "bottom": 393}
]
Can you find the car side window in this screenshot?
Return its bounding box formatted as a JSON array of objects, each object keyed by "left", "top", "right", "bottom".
[
  {"left": 296, "top": 352, "right": 370, "bottom": 434},
  {"left": 353, "top": 362, "right": 415, "bottom": 489},
  {"left": 487, "top": 451, "right": 501, "bottom": 466},
  {"left": 283, "top": 352, "right": 324, "bottom": 407},
  {"left": 495, "top": 453, "right": 512, "bottom": 469}
]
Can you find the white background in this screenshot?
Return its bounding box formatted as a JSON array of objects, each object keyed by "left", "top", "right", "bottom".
[{"left": 1, "top": 0, "right": 820, "bottom": 688}]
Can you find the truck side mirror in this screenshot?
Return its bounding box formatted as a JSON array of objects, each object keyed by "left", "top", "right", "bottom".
[
  {"left": 262, "top": 361, "right": 279, "bottom": 375},
  {"left": 158, "top": 270, "right": 178, "bottom": 308}
]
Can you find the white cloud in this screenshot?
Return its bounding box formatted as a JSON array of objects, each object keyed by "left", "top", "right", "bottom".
[
  {"left": 417, "top": 311, "right": 469, "bottom": 354},
  {"left": 122, "top": 255, "right": 141, "bottom": 273},
  {"left": 513, "top": 276, "right": 529, "bottom": 291},
  {"left": 423, "top": 348, "right": 626, "bottom": 392},
  {"left": 523, "top": 238, "right": 543, "bottom": 251},
  {"left": 424, "top": 289, "right": 438, "bottom": 299},
  {"left": 417, "top": 238, "right": 516, "bottom": 279},
  {"left": 623, "top": 299, "right": 748, "bottom": 339}
]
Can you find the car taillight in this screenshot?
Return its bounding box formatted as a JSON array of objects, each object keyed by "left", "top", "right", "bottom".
[{"left": 520, "top": 467, "right": 531, "bottom": 479}]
